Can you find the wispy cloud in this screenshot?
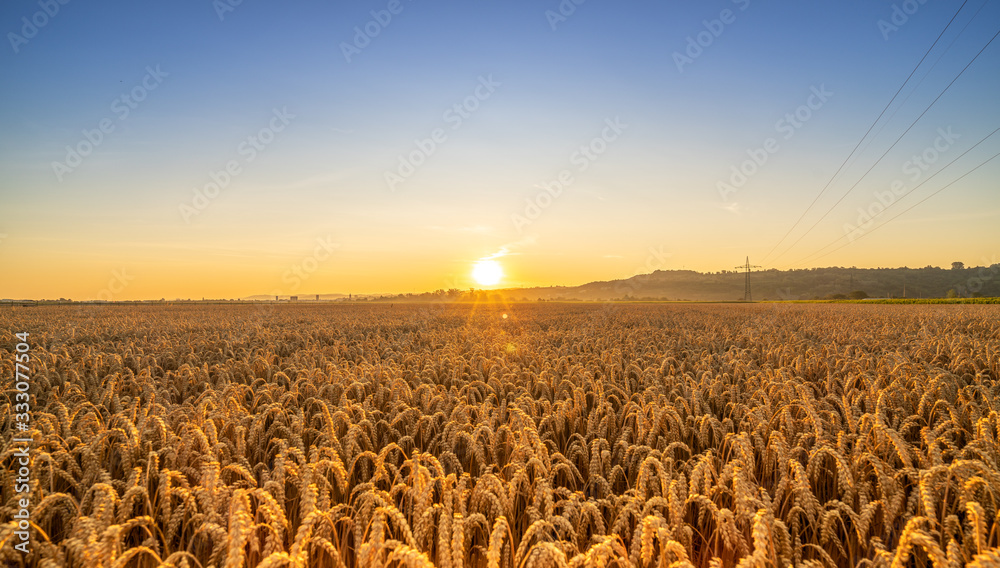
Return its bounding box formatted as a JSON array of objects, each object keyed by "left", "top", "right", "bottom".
[
  {"left": 720, "top": 201, "right": 744, "bottom": 215},
  {"left": 480, "top": 235, "right": 537, "bottom": 261}
]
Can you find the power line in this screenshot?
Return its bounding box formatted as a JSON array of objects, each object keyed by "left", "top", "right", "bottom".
[
  {"left": 767, "top": 19, "right": 1000, "bottom": 265},
  {"left": 785, "top": 149, "right": 1000, "bottom": 267},
  {"left": 851, "top": 0, "right": 989, "bottom": 171},
  {"left": 760, "top": 0, "right": 971, "bottom": 265},
  {"left": 781, "top": 125, "right": 1000, "bottom": 268}
]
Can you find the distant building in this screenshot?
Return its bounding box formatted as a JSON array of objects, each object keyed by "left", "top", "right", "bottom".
[
  {"left": 316, "top": 294, "right": 320, "bottom": 301},
  {"left": 290, "top": 296, "right": 298, "bottom": 301}
]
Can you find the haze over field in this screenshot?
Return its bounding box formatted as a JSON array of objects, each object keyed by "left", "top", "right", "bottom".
[{"left": 2, "top": 1, "right": 999, "bottom": 300}]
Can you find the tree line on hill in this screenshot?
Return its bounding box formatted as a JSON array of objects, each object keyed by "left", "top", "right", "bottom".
[{"left": 358, "top": 262, "right": 1000, "bottom": 302}]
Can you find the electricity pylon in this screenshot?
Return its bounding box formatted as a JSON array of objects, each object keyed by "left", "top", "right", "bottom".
[{"left": 735, "top": 257, "right": 763, "bottom": 302}]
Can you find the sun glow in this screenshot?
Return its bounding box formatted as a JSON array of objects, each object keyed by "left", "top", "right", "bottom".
[{"left": 472, "top": 259, "right": 503, "bottom": 286}]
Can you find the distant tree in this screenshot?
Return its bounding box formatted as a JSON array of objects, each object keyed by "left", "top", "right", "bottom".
[
  {"left": 946, "top": 289, "right": 959, "bottom": 298},
  {"left": 848, "top": 290, "right": 869, "bottom": 300},
  {"left": 952, "top": 262, "right": 964, "bottom": 270}
]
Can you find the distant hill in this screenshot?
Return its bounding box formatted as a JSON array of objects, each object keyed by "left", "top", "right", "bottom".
[
  {"left": 246, "top": 264, "right": 1000, "bottom": 303},
  {"left": 492, "top": 264, "right": 1000, "bottom": 302}
]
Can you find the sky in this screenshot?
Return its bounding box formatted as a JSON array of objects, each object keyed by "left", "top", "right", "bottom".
[{"left": 1, "top": 0, "right": 998, "bottom": 300}]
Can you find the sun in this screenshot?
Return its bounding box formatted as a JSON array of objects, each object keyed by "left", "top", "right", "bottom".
[{"left": 472, "top": 259, "right": 503, "bottom": 286}]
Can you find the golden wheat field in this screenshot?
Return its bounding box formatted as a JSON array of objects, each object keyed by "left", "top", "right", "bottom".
[{"left": 1, "top": 303, "right": 1000, "bottom": 568}]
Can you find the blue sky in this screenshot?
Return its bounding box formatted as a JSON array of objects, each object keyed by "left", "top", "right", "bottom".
[{"left": 2, "top": 0, "right": 998, "bottom": 298}]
